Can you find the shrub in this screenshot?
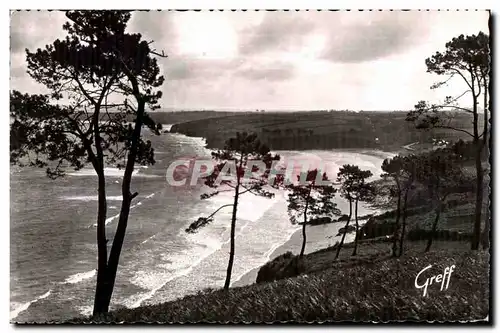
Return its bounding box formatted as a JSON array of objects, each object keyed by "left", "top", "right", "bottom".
[{"left": 256, "top": 252, "right": 306, "bottom": 284}]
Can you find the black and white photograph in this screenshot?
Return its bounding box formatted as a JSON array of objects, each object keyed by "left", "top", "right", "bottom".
[{"left": 8, "top": 8, "right": 492, "bottom": 324}]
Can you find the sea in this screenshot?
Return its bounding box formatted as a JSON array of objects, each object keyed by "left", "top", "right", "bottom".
[{"left": 10, "top": 125, "right": 394, "bottom": 322}]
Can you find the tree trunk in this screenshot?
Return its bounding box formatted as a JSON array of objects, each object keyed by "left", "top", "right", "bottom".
[
  {"left": 472, "top": 154, "right": 484, "bottom": 250},
  {"left": 483, "top": 78, "right": 488, "bottom": 150},
  {"left": 398, "top": 187, "right": 410, "bottom": 257},
  {"left": 335, "top": 198, "right": 352, "bottom": 260},
  {"left": 89, "top": 105, "right": 110, "bottom": 316},
  {"left": 480, "top": 76, "right": 489, "bottom": 250},
  {"left": 470, "top": 88, "right": 483, "bottom": 251},
  {"left": 92, "top": 169, "right": 109, "bottom": 316},
  {"left": 482, "top": 204, "right": 490, "bottom": 249},
  {"left": 425, "top": 203, "right": 442, "bottom": 252},
  {"left": 101, "top": 99, "right": 146, "bottom": 311},
  {"left": 300, "top": 185, "right": 312, "bottom": 258},
  {"left": 392, "top": 184, "right": 402, "bottom": 257},
  {"left": 224, "top": 180, "right": 240, "bottom": 289},
  {"left": 300, "top": 218, "right": 307, "bottom": 257},
  {"left": 351, "top": 199, "right": 359, "bottom": 256}
]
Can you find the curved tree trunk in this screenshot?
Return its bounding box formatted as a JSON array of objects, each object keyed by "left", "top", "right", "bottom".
[
  {"left": 92, "top": 169, "right": 108, "bottom": 316},
  {"left": 224, "top": 179, "right": 240, "bottom": 289},
  {"left": 352, "top": 199, "right": 360, "bottom": 256},
  {"left": 100, "top": 99, "right": 146, "bottom": 311},
  {"left": 300, "top": 218, "right": 307, "bottom": 257},
  {"left": 300, "top": 185, "right": 312, "bottom": 257},
  {"left": 89, "top": 106, "right": 110, "bottom": 316},
  {"left": 335, "top": 198, "right": 352, "bottom": 260}
]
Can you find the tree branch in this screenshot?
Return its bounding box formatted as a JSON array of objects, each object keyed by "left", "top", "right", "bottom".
[{"left": 206, "top": 204, "right": 234, "bottom": 219}]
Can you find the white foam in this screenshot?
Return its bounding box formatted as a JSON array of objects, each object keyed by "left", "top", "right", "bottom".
[
  {"left": 68, "top": 167, "right": 136, "bottom": 177},
  {"left": 10, "top": 290, "right": 52, "bottom": 320},
  {"left": 77, "top": 305, "right": 93, "bottom": 317},
  {"left": 122, "top": 216, "right": 253, "bottom": 308},
  {"left": 63, "top": 269, "right": 96, "bottom": 284},
  {"left": 62, "top": 196, "right": 123, "bottom": 202},
  {"left": 92, "top": 213, "right": 120, "bottom": 227},
  {"left": 89, "top": 192, "right": 156, "bottom": 227},
  {"left": 162, "top": 124, "right": 175, "bottom": 132},
  {"left": 124, "top": 245, "right": 215, "bottom": 308},
  {"left": 141, "top": 235, "right": 155, "bottom": 244},
  {"left": 68, "top": 166, "right": 160, "bottom": 178}
]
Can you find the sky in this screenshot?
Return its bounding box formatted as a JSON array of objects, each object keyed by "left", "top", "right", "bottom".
[{"left": 10, "top": 10, "right": 490, "bottom": 111}]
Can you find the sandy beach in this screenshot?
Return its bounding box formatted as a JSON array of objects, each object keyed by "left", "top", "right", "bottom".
[{"left": 232, "top": 218, "right": 366, "bottom": 287}]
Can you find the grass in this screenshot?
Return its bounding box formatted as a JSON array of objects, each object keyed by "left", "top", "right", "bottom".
[{"left": 69, "top": 241, "right": 489, "bottom": 323}]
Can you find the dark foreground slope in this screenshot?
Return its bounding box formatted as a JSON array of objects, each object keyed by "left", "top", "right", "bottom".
[
  {"left": 169, "top": 111, "right": 477, "bottom": 151},
  {"left": 69, "top": 248, "right": 489, "bottom": 323}
]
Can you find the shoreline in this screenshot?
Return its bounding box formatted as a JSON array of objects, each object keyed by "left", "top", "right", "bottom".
[{"left": 231, "top": 218, "right": 367, "bottom": 287}]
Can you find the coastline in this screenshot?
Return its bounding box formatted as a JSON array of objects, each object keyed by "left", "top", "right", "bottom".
[{"left": 232, "top": 219, "right": 363, "bottom": 288}]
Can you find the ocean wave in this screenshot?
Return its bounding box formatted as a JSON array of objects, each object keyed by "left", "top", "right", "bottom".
[
  {"left": 67, "top": 166, "right": 161, "bottom": 178},
  {"left": 123, "top": 237, "right": 220, "bottom": 309},
  {"left": 89, "top": 192, "right": 155, "bottom": 227},
  {"left": 122, "top": 190, "right": 283, "bottom": 307},
  {"left": 61, "top": 195, "right": 123, "bottom": 202},
  {"left": 63, "top": 269, "right": 96, "bottom": 284},
  {"left": 141, "top": 235, "right": 156, "bottom": 244},
  {"left": 91, "top": 213, "right": 120, "bottom": 228},
  {"left": 77, "top": 305, "right": 93, "bottom": 317},
  {"left": 122, "top": 216, "right": 252, "bottom": 308},
  {"left": 68, "top": 167, "right": 138, "bottom": 177},
  {"left": 10, "top": 290, "right": 52, "bottom": 321},
  {"left": 66, "top": 191, "right": 157, "bottom": 204}
]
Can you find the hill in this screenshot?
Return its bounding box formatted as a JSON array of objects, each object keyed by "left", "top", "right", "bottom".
[
  {"left": 168, "top": 111, "right": 478, "bottom": 151},
  {"left": 67, "top": 245, "right": 489, "bottom": 323}
]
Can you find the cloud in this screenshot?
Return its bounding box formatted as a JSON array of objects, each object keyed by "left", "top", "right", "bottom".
[
  {"left": 128, "top": 11, "right": 177, "bottom": 52},
  {"left": 163, "top": 57, "right": 243, "bottom": 81},
  {"left": 236, "top": 62, "right": 295, "bottom": 81},
  {"left": 9, "top": 10, "right": 490, "bottom": 111},
  {"left": 10, "top": 64, "right": 26, "bottom": 78},
  {"left": 10, "top": 30, "right": 25, "bottom": 53},
  {"left": 10, "top": 11, "right": 67, "bottom": 54},
  {"left": 239, "top": 12, "right": 316, "bottom": 55},
  {"left": 321, "top": 11, "right": 429, "bottom": 63}
]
